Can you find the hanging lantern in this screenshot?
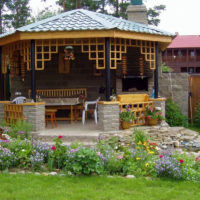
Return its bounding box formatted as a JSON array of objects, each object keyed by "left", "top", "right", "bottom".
[
  {"left": 64, "top": 46, "right": 75, "bottom": 60},
  {"left": 122, "top": 54, "right": 127, "bottom": 77},
  {"left": 139, "top": 56, "right": 144, "bottom": 77},
  {"left": 20, "top": 56, "right": 25, "bottom": 82}
]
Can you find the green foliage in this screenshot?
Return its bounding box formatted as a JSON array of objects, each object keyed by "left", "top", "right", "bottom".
[
  {"left": 120, "top": 106, "right": 135, "bottom": 122},
  {"left": 161, "top": 62, "right": 173, "bottom": 73},
  {"left": 147, "top": 4, "right": 166, "bottom": 26},
  {"left": 166, "top": 99, "right": 188, "bottom": 127},
  {"left": 134, "top": 129, "right": 148, "bottom": 144},
  {"left": 5, "top": 120, "right": 32, "bottom": 140},
  {"left": 29, "top": 8, "right": 61, "bottom": 24},
  {"left": 65, "top": 146, "right": 104, "bottom": 175},
  {"left": 6, "top": 0, "right": 31, "bottom": 29},
  {"left": 6, "top": 138, "right": 33, "bottom": 168},
  {"left": 193, "top": 101, "right": 200, "bottom": 128}
]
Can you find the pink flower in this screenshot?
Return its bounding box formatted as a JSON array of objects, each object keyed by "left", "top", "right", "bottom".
[
  {"left": 147, "top": 115, "right": 151, "bottom": 119},
  {"left": 195, "top": 157, "right": 199, "bottom": 162},
  {"left": 159, "top": 155, "right": 163, "bottom": 158},
  {"left": 179, "top": 159, "right": 184, "bottom": 164},
  {"left": 117, "top": 155, "right": 123, "bottom": 160},
  {"left": 97, "top": 152, "right": 101, "bottom": 156},
  {"left": 58, "top": 135, "right": 63, "bottom": 139},
  {"left": 51, "top": 146, "right": 56, "bottom": 151}
]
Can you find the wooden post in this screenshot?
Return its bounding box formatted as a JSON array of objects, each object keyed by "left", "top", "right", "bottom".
[
  {"left": 31, "top": 40, "right": 36, "bottom": 102},
  {"left": 154, "top": 42, "right": 159, "bottom": 98},
  {"left": 0, "top": 46, "right": 4, "bottom": 100},
  {"left": 105, "top": 38, "right": 111, "bottom": 101}
]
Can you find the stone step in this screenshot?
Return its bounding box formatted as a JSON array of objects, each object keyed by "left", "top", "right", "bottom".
[
  {"left": 42, "top": 141, "right": 96, "bottom": 147},
  {"left": 33, "top": 133, "right": 99, "bottom": 144}
]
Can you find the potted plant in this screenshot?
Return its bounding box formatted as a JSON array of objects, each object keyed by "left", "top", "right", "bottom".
[
  {"left": 145, "top": 105, "right": 164, "bottom": 126},
  {"left": 120, "top": 106, "right": 135, "bottom": 129}
]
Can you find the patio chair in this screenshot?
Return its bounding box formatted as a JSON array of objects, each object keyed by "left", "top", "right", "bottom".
[
  {"left": 12, "top": 96, "right": 26, "bottom": 104},
  {"left": 82, "top": 97, "right": 100, "bottom": 125}
]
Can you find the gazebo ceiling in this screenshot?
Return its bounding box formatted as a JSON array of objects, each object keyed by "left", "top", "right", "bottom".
[{"left": 0, "top": 9, "right": 174, "bottom": 46}]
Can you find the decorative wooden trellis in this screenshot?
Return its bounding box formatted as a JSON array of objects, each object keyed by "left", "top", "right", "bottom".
[
  {"left": 1, "top": 38, "right": 156, "bottom": 74},
  {"left": 4, "top": 104, "right": 25, "bottom": 125},
  {"left": 2, "top": 41, "right": 30, "bottom": 74}
]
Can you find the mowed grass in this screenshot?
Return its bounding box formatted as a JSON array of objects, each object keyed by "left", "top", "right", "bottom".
[{"left": 0, "top": 174, "right": 200, "bottom": 200}]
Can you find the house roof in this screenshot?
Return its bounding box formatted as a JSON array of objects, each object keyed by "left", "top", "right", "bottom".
[
  {"left": 0, "top": 9, "right": 174, "bottom": 39},
  {"left": 168, "top": 35, "right": 200, "bottom": 48}
]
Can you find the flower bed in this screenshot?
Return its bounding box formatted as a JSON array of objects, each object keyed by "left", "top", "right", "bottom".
[{"left": 1, "top": 126, "right": 200, "bottom": 181}]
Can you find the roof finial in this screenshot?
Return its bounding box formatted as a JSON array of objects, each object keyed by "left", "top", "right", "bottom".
[{"left": 131, "top": 0, "right": 143, "bottom": 5}]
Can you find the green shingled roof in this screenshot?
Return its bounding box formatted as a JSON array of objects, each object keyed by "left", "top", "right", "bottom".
[{"left": 0, "top": 9, "right": 174, "bottom": 39}]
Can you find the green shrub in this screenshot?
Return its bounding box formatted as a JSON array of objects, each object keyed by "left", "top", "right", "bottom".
[
  {"left": 65, "top": 146, "right": 104, "bottom": 175},
  {"left": 166, "top": 99, "right": 188, "bottom": 127}
]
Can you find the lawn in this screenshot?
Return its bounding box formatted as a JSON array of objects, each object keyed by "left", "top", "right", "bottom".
[{"left": 0, "top": 174, "right": 200, "bottom": 200}]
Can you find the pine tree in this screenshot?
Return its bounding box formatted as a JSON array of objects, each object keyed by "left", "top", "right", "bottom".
[{"left": 6, "top": 0, "right": 31, "bottom": 29}]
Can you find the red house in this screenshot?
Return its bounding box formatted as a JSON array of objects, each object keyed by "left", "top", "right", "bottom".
[{"left": 162, "top": 35, "right": 200, "bottom": 73}]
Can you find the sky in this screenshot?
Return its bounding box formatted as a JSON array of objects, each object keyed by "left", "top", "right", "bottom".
[{"left": 29, "top": 0, "right": 200, "bottom": 35}]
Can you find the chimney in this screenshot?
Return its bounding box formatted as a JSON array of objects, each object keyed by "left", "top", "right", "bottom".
[{"left": 127, "top": 0, "right": 148, "bottom": 25}]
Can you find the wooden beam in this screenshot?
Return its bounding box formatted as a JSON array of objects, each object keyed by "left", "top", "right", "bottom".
[
  {"left": 105, "top": 38, "right": 111, "bottom": 101},
  {"left": 0, "top": 46, "right": 4, "bottom": 100},
  {"left": 0, "top": 32, "right": 20, "bottom": 46},
  {"left": 31, "top": 40, "right": 36, "bottom": 102},
  {"left": 0, "top": 30, "right": 173, "bottom": 46},
  {"left": 154, "top": 42, "right": 159, "bottom": 98}
]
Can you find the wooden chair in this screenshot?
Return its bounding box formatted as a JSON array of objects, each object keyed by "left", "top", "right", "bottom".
[{"left": 45, "top": 109, "right": 57, "bottom": 128}]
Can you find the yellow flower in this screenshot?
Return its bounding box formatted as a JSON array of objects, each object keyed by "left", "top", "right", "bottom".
[
  {"left": 137, "top": 141, "right": 142, "bottom": 145},
  {"left": 143, "top": 141, "right": 147, "bottom": 146},
  {"left": 136, "top": 157, "right": 141, "bottom": 160},
  {"left": 136, "top": 147, "right": 140, "bottom": 149},
  {"left": 145, "top": 163, "right": 149, "bottom": 167},
  {"left": 148, "top": 151, "right": 154, "bottom": 154}
]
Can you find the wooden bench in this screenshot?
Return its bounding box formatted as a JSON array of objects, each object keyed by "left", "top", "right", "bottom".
[
  {"left": 117, "top": 94, "right": 153, "bottom": 126},
  {"left": 29, "top": 88, "right": 87, "bottom": 122}
]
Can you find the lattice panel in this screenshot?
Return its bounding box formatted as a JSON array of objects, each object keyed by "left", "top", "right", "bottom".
[
  {"left": 126, "top": 39, "right": 156, "bottom": 70},
  {"left": 34, "top": 38, "right": 106, "bottom": 70},
  {"left": 2, "top": 41, "right": 30, "bottom": 74},
  {"left": 35, "top": 40, "right": 58, "bottom": 70},
  {"left": 4, "top": 104, "right": 24, "bottom": 125},
  {"left": 1, "top": 38, "right": 156, "bottom": 73},
  {"left": 81, "top": 38, "right": 105, "bottom": 69},
  {"left": 110, "top": 38, "right": 126, "bottom": 69}
]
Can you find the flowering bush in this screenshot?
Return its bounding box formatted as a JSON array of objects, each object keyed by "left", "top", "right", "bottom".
[
  {"left": 145, "top": 105, "right": 164, "bottom": 120},
  {"left": 155, "top": 153, "right": 182, "bottom": 179},
  {"left": 120, "top": 106, "right": 135, "bottom": 122},
  {"left": 48, "top": 136, "right": 67, "bottom": 170},
  {"left": 0, "top": 147, "right": 16, "bottom": 170}
]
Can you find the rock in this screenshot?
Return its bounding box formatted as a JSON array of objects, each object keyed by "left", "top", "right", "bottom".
[
  {"left": 126, "top": 175, "right": 135, "bottom": 179},
  {"left": 42, "top": 173, "right": 49, "bottom": 176},
  {"left": 9, "top": 172, "right": 17, "bottom": 175},
  {"left": 174, "top": 141, "right": 180, "bottom": 147},
  {"left": 59, "top": 174, "right": 66, "bottom": 176},
  {"left": 34, "top": 172, "right": 40, "bottom": 175},
  {"left": 19, "top": 170, "right": 25, "bottom": 174},
  {"left": 161, "top": 145, "right": 167, "bottom": 149},
  {"left": 49, "top": 172, "right": 57, "bottom": 176}
]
